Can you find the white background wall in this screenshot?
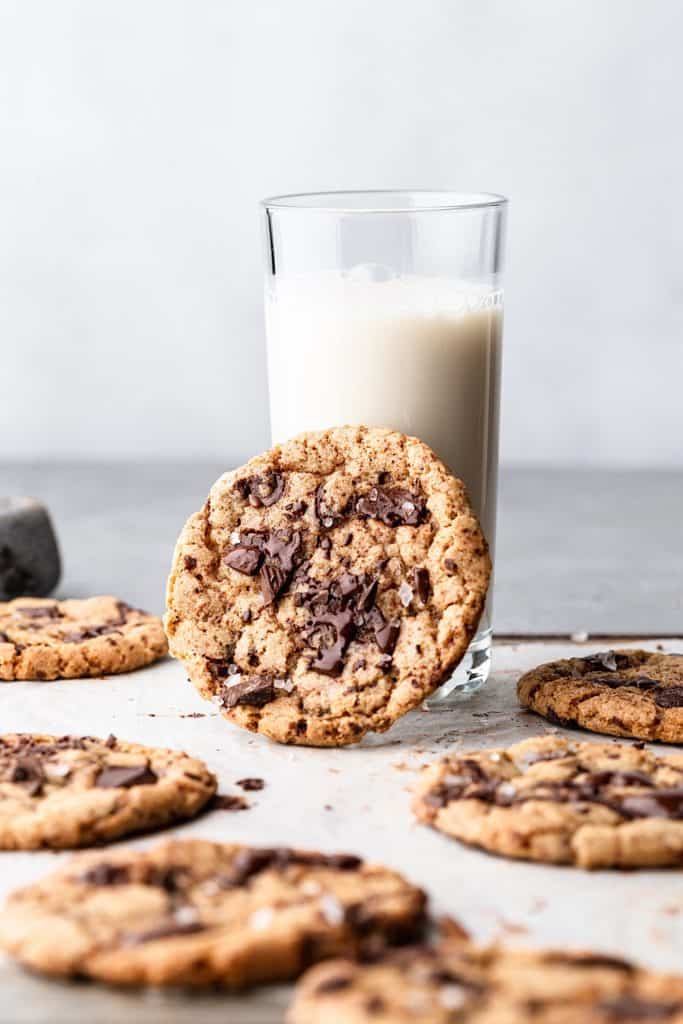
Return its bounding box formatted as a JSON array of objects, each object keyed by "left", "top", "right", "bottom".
[{"left": 1, "top": 0, "right": 681, "bottom": 467}]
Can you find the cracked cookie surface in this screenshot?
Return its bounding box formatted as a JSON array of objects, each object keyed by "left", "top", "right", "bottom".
[
  {"left": 0, "top": 596, "right": 168, "bottom": 680},
  {"left": 0, "top": 838, "right": 426, "bottom": 987},
  {"left": 165, "top": 426, "right": 490, "bottom": 746},
  {"left": 0, "top": 734, "right": 216, "bottom": 849},
  {"left": 289, "top": 941, "right": 683, "bottom": 1023},
  {"left": 518, "top": 650, "right": 683, "bottom": 743},
  {"left": 413, "top": 735, "right": 683, "bottom": 868}
]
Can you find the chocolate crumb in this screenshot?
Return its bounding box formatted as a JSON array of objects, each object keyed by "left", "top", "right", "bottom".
[
  {"left": 211, "top": 794, "right": 250, "bottom": 811},
  {"left": 236, "top": 777, "right": 264, "bottom": 792}
]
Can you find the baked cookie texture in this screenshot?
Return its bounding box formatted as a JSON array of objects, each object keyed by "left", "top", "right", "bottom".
[
  {"left": 165, "top": 426, "right": 490, "bottom": 746},
  {"left": 413, "top": 735, "right": 683, "bottom": 869},
  {"left": 289, "top": 941, "right": 683, "bottom": 1023},
  {"left": 0, "top": 734, "right": 216, "bottom": 849},
  {"left": 518, "top": 650, "right": 683, "bottom": 743},
  {"left": 0, "top": 838, "right": 427, "bottom": 988},
  {"left": 0, "top": 596, "right": 168, "bottom": 680}
]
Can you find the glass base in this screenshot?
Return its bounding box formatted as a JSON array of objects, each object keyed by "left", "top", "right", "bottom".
[{"left": 425, "top": 626, "right": 493, "bottom": 709}]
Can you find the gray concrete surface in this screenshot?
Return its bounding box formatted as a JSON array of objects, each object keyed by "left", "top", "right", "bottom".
[{"left": 1, "top": 462, "right": 680, "bottom": 633}]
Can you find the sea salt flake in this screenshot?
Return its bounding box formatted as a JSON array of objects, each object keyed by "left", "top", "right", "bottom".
[
  {"left": 398, "top": 581, "right": 414, "bottom": 607},
  {"left": 230, "top": 531, "right": 240, "bottom": 545},
  {"left": 439, "top": 984, "right": 467, "bottom": 1010},
  {"left": 174, "top": 906, "right": 200, "bottom": 926},
  {"left": 318, "top": 894, "right": 344, "bottom": 926},
  {"left": 498, "top": 782, "right": 518, "bottom": 799},
  {"left": 249, "top": 907, "right": 275, "bottom": 931}
]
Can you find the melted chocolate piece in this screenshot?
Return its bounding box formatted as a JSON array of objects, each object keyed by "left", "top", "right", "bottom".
[
  {"left": 259, "top": 561, "right": 290, "bottom": 605},
  {"left": 355, "top": 486, "right": 427, "bottom": 527},
  {"left": 122, "top": 917, "right": 205, "bottom": 946},
  {"left": 5, "top": 756, "right": 45, "bottom": 796},
  {"left": 598, "top": 995, "right": 683, "bottom": 1019},
  {"left": 369, "top": 608, "right": 401, "bottom": 655},
  {"left": 413, "top": 567, "right": 431, "bottom": 604},
  {"left": 224, "top": 848, "right": 362, "bottom": 887},
  {"left": 618, "top": 789, "right": 683, "bottom": 819},
  {"left": 95, "top": 764, "right": 158, "bottom": 789},
  {"left": 264, "top": 530, "right": 302, "bottom": 572},
  {"left": 221, "top": 674, "right": 275, "bottom": 710},
  {"left": 583, "top": 650, "right": 632, "bottom": 672},
  {"left": 206, "top": 657, "right": 236, "bottom": 680},
  {"left": 13, "top": 604, "right": 61, "bottom": 620},
  {"left": 314, "top": 975, "right": 354, "bottom": 994},
  {"left": 235, "top": 472, "right": 285, "bottom": 508},
  {"left": 80, "top": 863, "right": 132, "bottom": 886},
  {"left": 224, "top": 546, "right": 263, "bottom": 576},
  {"left": 653, "top": 686, "right": 683, "bottom": 708},
  {"left": 62, "top": 624, "right": 121, "bottom": 643},
  {"left": 314, "top": 483, "right": 343, "bottom": 529},
  {"left": 588, "top": 674, "right": 659, "bottom": 691}
]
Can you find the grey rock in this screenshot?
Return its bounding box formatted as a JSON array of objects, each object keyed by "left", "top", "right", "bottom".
[{"left": 0, "top": 497, "right": 61, "bottom": 600}]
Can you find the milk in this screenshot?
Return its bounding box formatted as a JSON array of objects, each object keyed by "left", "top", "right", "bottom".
[{"left": 265, "top": 272, "right": 502, "bottom": 547}]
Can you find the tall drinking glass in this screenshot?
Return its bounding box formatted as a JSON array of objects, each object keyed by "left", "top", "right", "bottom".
[{"left": 261, "top": 190, "right": 507, "bottom": 701}]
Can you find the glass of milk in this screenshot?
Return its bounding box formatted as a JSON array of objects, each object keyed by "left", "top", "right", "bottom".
[{"left": 260, "top": 190, "right": 507, "bottom": 702}]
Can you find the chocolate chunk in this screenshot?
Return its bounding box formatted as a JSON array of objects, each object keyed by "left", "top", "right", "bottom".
[
  {"left": 285, "top": 500, "right": 308, "bottom": 518},
  {"left": 583, "top": 650, "right": 632, "bottom": 673},
  {"left": 598, "top": 995, "right": 682, "bottom": 1019},
  {"left": 183, "top": 555, "right": 197, "bottom": 571},
  {"left": 584, "top": 769, "right": 654, "bottom": 789},
  {"left": 122, "top": 916, "right": 205, "bottom": 946},
  {"left": 314, "top": 974, "right": 354, "bottom": 994},
  {"left": 224, "top": 545, "right": 263, "bottom": 576},
  {"left": 355, "top": 486, "right": 427, "bottom": 527},
  {"left": 588, "top": 674, "right": 658, "bottom": 691},
  {"left": 251, "top": 472, "right": 285, "bottom": 507},
  {"left": 211, "top": 793, "right": 249, "bottom": 811},
  {"left": 95, "top": 764, "right": 158, "bottom": 788},
  {"left": 236, "top": 472, "right": 286, "bottom": 508},
  {"left": 236, "top": 777, "right": 264, "bottom": 791},
  {"left": 223, "top": 848, "right": 362, "bottom": 888},
  {"left": 370, "top": 609, "right": 400, "bottom": 655},
  {"left": 618, "top": 789, "right": 683, "bottom": 819},
  {"left": 206, "top": 657, "right": 235, "bottom": 680},
  {"left": 80, "top": 863, "right": 132, "bottom": 886},
  {"left": 13, "top": 604, "right": 61, "bottom": 620},
  {"left": 653, "top": 686, "right": 683, "bottom": 708},
  {"left": 314, "top": 484, "right": 341, "bottom": 529},
  {"left": 221, "top": 674, "right": 275, "bottom": 709},
  {"left": 444, "top": 558, "right": 458, "bottom": 573},
  {"left": 260, "top": 562, "right": 290, "bottom": 605},
  {"left": 264, "top": 530, "right": 302, "bottom": 573},
  {"left": 62, "top": 624, "right": 121, "bottom": 643},
  {"left": 5, "top": 756, "right": 45, "bottom": 796},
  {"left": 413, "top": 567, "right": 431, "bottom": 604}
]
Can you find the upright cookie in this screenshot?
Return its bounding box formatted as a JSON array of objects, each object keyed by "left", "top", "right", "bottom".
[
  {"left": 413, "top": 735, "right": 683, "bottom": 868},
  {"left": 0, "top": 838, "right": 427, "bottom": 987},
  {"left": 0, "top": 596, "right": 168, "bottom": 680},
  {"left": 0, "top": 733, "right": 216, "bottom": 849},
  {"left": 166, "top": 426, "right": 490, "bottom": 746},
  {"left": 518, "top": 650, "right": 683, "bottom": 743},
  {"left": 289, "top": 942, "right": 683, "bottom": 1023}
]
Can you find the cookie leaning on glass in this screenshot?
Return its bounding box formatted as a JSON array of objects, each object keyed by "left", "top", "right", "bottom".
[{"left": 165, "top": 426, "right": 491, "bottom": 746}]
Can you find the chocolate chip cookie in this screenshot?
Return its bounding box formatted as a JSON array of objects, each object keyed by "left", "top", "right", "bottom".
[
  {"left": 0, "top": 734, "right": 216, "bottom": 849},
  {"left": 413, "top": 735, "right": 683, "bottom": 868},
  {"left": 0, "top": 838, "right": 427, "bottom": 987},
  {"left": 0, "top": 596, "right": 168, "bottom": 680},
  {"left": 289, "top": 941, "right": 683, "bottom": 1023},
  {"left": 165, "top": 426, "right": 490, "bottom": 746},
  {"left": 518, "top": 650, "right": 683, "bottom": 743}
]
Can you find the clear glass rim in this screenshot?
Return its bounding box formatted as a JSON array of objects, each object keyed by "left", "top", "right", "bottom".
[{"left": 261, "top": 189, "right": 508, "bottom": 214}]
